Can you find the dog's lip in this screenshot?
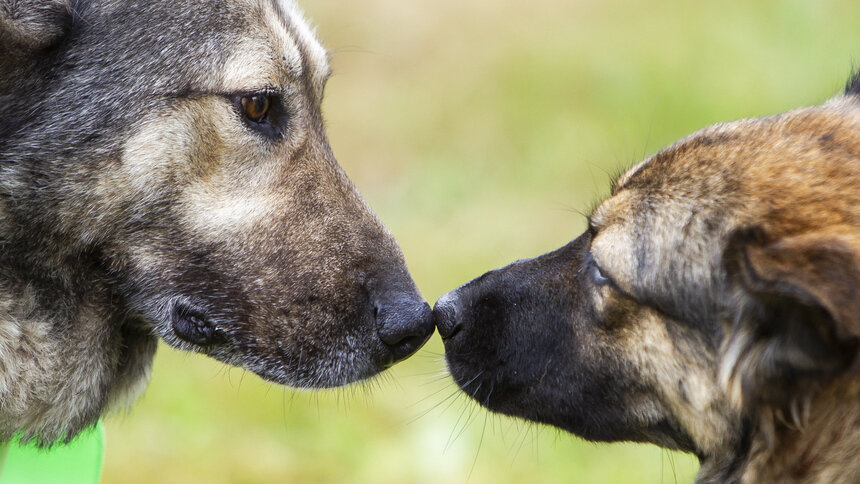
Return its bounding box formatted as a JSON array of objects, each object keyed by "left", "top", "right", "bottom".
[{"left": 377, "top": 353, "right": 396, "bottom": 370}]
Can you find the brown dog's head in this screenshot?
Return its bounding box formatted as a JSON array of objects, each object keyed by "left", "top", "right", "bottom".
[
  {"left": 0, "top": 0, "right": 432, "bottom": 391},
  {"left": 436, "top": 75, "right": 860, "bottom": 479}
]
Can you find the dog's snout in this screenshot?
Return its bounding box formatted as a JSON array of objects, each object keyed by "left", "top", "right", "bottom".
[
  {"left": 432, "top": 290, "right": 463, "bottom": 340},
  {"left": 375, "top": 296, "right": 434, "bottom": 364}
]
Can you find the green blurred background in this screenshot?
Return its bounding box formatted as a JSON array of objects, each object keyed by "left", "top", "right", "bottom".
[{"left": 102, "top": 0, "right": 860, "bottom": 482}]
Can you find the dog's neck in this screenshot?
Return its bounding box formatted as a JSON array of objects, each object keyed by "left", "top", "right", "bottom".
[
  {"left": 0, "top": 221, "right": 156, "bottom": 445},
  {"left": 741, "top": 377, "right": 860, "bottom": 483},
  {"left": 698, "top": 376, "right": 860, "bottom": 483}
]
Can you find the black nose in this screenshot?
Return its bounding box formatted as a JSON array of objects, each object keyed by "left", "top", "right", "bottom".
[
  {"left": 432, "top": 290, "right": 463, "bottom": 340},
  {"left": 376, "top": 296, "right": 434, "bottom": 364}
]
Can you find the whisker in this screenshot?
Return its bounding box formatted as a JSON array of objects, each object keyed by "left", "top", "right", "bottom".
[
  {"left": 468, "top": 410, "right": 490, "bottom": 482},
  {"left": 402, "top": 385, "right": 462, "bottom": 426},
  {"left": 445, "top": 391, "right": 477, "bottom": 451},
  {"left": 407, "top": 380, "right": 458, "bottom": 408}
]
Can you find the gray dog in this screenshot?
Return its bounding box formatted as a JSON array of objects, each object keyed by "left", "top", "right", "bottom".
[{"left": 0, "top": 0, "right": 433, "bottom": 446}]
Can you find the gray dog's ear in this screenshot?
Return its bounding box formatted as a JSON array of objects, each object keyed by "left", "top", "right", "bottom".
[
  {"left": 721, "top": 226, "right": 860, "bottom": 411},
  {"left": 1, "top": 0, "right": 74, "bottom": 51}
]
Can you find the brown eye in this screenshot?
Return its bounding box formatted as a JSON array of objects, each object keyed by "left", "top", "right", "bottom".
[{"left": 240, "top": 94, "right": 270, "bottom": 122}]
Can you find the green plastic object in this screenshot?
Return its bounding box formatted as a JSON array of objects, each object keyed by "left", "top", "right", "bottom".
[{"left": 0, "top": 421, "right": 104, "bottom": 484}]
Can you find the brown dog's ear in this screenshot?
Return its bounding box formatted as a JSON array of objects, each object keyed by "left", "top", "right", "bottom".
[
  {"left": 1, "top": 0, "right": 73, "bottom": 51},
  {"left": 721, "top": 227, "right": 860, "bottom": 410}
]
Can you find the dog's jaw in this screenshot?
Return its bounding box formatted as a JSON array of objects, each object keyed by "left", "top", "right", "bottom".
[{"left": 0, "top": 271, "right": 157, "bottom": 445}]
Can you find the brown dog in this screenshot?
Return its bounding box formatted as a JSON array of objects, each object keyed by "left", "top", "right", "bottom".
[{"left": 435, "top": 73, "right": 860, "bottom": 482}]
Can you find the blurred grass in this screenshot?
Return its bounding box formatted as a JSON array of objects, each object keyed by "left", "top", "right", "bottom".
[{"left": 102, "top": 0, "right": 860, "bottom": 482}]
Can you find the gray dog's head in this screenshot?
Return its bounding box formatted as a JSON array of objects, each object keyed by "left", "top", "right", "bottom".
[{"left": 0, "top": 0, "right": 432, "bottom": 394}]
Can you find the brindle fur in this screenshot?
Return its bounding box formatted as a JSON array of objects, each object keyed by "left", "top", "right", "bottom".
[
  {"left": 0, "top": 0, "right": 433, "bottom": 446},
  {"left": 436, "top": 73, "right": 860, "bottom": 483}
]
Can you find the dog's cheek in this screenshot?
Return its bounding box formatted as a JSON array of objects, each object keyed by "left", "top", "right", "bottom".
[
  {"left": 89, "top": 104, "right": 206, "bottom": 245},
  {"left": 616, "top": 308, "right": 736, "bottom": 454}
]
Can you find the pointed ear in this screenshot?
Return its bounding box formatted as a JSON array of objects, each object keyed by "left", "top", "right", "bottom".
[
  {"left": 1, "top": 0, "right": 73, "bottom": 51},
  {"left": 721, "top": 226, "right": 860, "bottom": 409}
]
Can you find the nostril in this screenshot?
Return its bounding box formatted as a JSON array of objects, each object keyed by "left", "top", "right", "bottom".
[{"left": 375, "top": 298, "right": 434, "bottom": 363}]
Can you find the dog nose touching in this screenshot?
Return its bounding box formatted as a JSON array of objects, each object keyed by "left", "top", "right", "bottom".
[
  {"left": 375, "top": 295, "right": 434, "bottom": 363},
  {"left": 432, "top": 290, "right": 463, "bottom": 340}
]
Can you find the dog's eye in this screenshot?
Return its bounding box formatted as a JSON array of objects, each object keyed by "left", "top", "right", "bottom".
[
  {"left": 231, "top": 91, "right": 285, "bottom": 140},
  {"left": 240, "top": 94, "right": 271, "bottom": 123},
  {"left": 589, "top": 255, "right": 612, "bottom": 286},
  {"left": 593, "top": 264, "right": 611, "bottom": 285}
]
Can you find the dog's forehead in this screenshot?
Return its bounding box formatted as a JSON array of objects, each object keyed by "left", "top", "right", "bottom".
[
  {"left": 214, "top": 0, "right": 329, "bottom": 92},
  {"left": 612, "top": 120, "right": 752, "bottom": 196},
  {"left": 271, "top": 0, "right": 330, "bottom": 83},
  {"left": 607, "top": 101, "right": 860, "bottom": 228},
  {"left": 589, "top": 190, "right": 634, "bottom": 231}
]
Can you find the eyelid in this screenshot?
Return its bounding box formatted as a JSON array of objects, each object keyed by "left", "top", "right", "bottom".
[
  {"left": 587, "top": 252, "right": 612, "bottom": 286},
  {"left": 228, "top": 88, "right": 283, "bottom": 107},
  {"left": 234, "top": 86, "right": 281, "bottom": 96},
  {"left": 588, "top": 249, "right": 636, "bottom": 300}
]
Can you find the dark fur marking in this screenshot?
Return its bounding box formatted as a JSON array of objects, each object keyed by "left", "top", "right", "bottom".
[
  {"left": 845, "top": 68, "right": 860, "bottom": 97},
  {"left": 618, "top": 134, "right": 739, "bottom": 193}
]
